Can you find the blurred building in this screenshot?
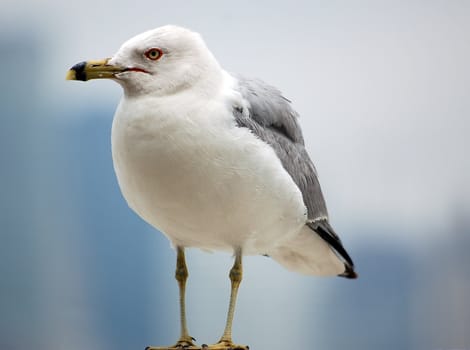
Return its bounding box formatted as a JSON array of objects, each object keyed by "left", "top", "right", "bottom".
[
  {"left": 1, "top": 19, "right": 469, "bottom": 350},
  {"left": 0, "top": 30, "right": 172, "bottom": 350}
]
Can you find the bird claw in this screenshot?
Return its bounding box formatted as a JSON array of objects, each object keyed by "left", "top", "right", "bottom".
[
  {"left": 146, "top": 339, "right": 199, "bottom": 350},
  {"left": 146, "top": 340, "right": 248, "bottom": 350},
  {"left": 205, "top": 341, "right": 249, "bottom": 350}
]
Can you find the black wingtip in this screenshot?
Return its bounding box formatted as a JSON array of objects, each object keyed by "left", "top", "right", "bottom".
[
  {"left": 310, "top": 222, "right": 355, "bottom": 266},
  {"left": 308, "top": 220, "right": 358, "bottom": 279},
  {"left": 339, "top": 264, "right": 358, "bottom": 279}
]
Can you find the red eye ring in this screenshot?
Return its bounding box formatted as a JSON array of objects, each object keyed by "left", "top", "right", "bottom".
[{"left": 144, "top": 48, "right": 163, "bottom": 61}]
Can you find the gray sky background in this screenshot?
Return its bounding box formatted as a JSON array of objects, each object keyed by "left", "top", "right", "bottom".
[
  {"left": 6, "top": 0, "right": 467, "bottom": 241},
  {"left": 1, "top": 2, "right": 470, "bottom": 350}
]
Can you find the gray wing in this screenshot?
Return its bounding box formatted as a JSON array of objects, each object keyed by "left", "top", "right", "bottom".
[
  {"left": 234, "top": 76, "right": 328, "bottom": 220},
  {"left": 233, "top": 76, "right": 356, "bottom": 278}
]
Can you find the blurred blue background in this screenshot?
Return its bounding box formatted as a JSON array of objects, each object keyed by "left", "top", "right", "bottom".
[{"left": 1, "top": 1, "right": 469, "bottom": 350}]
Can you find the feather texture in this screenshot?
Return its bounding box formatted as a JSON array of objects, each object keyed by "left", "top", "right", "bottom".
[{"left": 234, "top": 76, "right": 357, "bottom": 278}]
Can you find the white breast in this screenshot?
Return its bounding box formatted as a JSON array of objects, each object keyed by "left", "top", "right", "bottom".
[{"left": 110, "top": 83, "right": 307, "bottom": 255}]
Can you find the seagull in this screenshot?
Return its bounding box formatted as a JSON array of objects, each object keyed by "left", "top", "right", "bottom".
[{"left": 66, "top": 25, "right": 357, "bottom": 350}]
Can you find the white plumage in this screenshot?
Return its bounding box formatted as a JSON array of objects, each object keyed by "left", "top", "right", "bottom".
[
  {"left": 67, "top": 24, "right": 356, "bottom": 350},
  {"left": 109, "top": 26, "right": 344, "bottom": 276}
]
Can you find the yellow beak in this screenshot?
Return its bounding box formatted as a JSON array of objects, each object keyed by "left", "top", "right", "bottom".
[{"left": 66, "top": 58, "right": 125, "bottom": 81}]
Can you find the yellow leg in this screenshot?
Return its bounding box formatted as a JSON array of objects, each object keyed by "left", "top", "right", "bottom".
[
  {"left": 146, "top": 247, "right": 198, "bottom": 350},
  {"left": 175, "top": 247, "right": 194, "bottom": 345},
  {"left": 208, "top": 249, "right": 249, "bottom": 350}
]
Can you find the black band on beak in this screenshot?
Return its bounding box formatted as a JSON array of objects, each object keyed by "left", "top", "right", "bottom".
[{"left": 69, "top": 61, "right": 87, "bottom": 81}]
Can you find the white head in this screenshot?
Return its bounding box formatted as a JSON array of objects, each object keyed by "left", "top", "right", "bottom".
[{"left": 67, "top": 25, "right": 222, "bottom": 97}]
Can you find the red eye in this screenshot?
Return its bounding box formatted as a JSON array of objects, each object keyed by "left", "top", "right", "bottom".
[{"left": 144, "top": 48, "right": 163, "bottom": 61}]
